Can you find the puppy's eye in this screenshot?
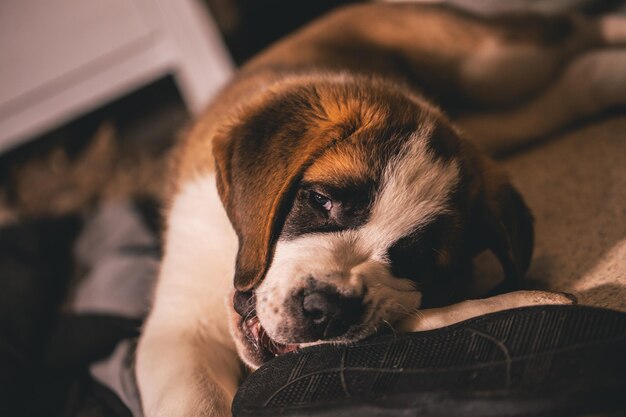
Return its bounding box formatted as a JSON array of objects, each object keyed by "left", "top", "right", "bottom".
[{"left": 310, "top": 191, "right": 332, "bottom": 211}]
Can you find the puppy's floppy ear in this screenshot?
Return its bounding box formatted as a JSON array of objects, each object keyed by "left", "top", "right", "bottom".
[
  {"left": 212, "top": 94, "right": 352, "bottom": 292},
  {"left": 467, "top": 154, "right": 534, "bottom": 289}
]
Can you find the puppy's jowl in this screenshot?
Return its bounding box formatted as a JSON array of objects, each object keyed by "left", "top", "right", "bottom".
[{"left": 136, "top": 4, "right": 626, "bottom": 416}]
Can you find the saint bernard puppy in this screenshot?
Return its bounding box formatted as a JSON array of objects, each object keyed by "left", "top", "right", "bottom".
[{"left": 136, "top": 3, "right": 626, "bottom": 416}]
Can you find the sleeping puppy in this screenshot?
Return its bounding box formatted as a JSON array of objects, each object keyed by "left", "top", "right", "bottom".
[{"left": 136, "top": 3, "right": 626, "bottom": 416}]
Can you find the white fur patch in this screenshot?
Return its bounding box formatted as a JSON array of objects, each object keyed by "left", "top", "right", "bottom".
[
  {"left": 136, "top": 174, "right": 241, "bottom": 416},
  {"left": 363, "top": 124, "right": 460, "bottom": 261},
  {"left": 152, "top": 174, "right": 238, "bottom": 326}
]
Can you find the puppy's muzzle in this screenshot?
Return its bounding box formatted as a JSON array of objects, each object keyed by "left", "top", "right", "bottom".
[
  {"left": 234, "top": 285, "right": 366, "bottom": 346},
  {"left": 295, "top": 286, "right": 364, "bottom": 341}
]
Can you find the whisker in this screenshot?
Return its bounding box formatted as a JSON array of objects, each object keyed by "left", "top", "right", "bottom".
[
  {"left": 243, "top": 309, "right": 255, "bottom": 322},
  {"left": 382, "top": 319, "right": 398, "bottom": 339}
]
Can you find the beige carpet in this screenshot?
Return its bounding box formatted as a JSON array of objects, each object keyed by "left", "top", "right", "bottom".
[{"left": 499, "top": 115, "right": 626, "bottom": 311}]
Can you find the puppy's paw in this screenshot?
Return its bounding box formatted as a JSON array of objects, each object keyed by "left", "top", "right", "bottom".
[
  {"left": 144, "top": 381, "right": 232, "bottom": 417},
  {"left": 395, "top": 290, "right": 577, "bottom": 333},
  {"left": 522, "top": 290, "right": 577, "bottom": 306},
  {"left": 600, "top": 15, "right": 626, "bottom": 45},
  {"left": 559, "top": 291, "right": 578, "bottom": 304}
]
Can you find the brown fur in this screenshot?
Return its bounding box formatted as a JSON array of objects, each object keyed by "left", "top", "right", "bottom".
[{"left": 302, "top": 138, "right": 370, "bottom": 186}]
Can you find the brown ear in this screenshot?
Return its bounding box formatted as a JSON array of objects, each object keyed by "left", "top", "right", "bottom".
[
  {"left": 468, "top": 157, "right": 534, "bottom": 289},
  {"left": 212, "top": 92, "right": 355, "bottom": 291}
]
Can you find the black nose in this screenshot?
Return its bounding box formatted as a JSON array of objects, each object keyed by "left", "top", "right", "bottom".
[{"left": 301, "top": 290, "right": 363, "bottom": 339}]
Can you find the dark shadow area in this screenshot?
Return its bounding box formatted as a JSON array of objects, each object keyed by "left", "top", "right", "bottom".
[
  {"left": 0, "top": 216, "right": 81, "bottom": 416},
  {"left": 205, "top": 0, "right": 361, "bottom": 65}
]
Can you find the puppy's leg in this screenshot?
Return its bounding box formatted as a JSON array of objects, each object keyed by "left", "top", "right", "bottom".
[
  {"left": 457, "top": 14, "right": 626, "bottom": 154},
  {"left": 136, "top": 175, "right": 241, "bottom": 417},
  {"left": 458, "top": 49, "right": 626, "bottom": 154},
  {"left": 253, "top": 6, "right": 599, "bottom": 103},
  {"left": 137, "top": 319, "right": 240, "bottom": 417},
  {"left": 395, "top": 290, "right": 575, "bottom": 332},
  {"left": 254, "top": 5, "right": 622, "bottom": 110},
  {"left": 455, "top": 13, "right": 626, "bottom": 101}
]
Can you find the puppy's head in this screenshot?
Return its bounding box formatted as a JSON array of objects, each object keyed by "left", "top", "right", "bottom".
[{"left": 213, "top": 76, "right": 533, "bottom": 368}]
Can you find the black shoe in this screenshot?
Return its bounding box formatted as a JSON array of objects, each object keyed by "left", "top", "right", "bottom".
[{"left": 233, "top": 305, "right": 626, "bottom": 417}]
